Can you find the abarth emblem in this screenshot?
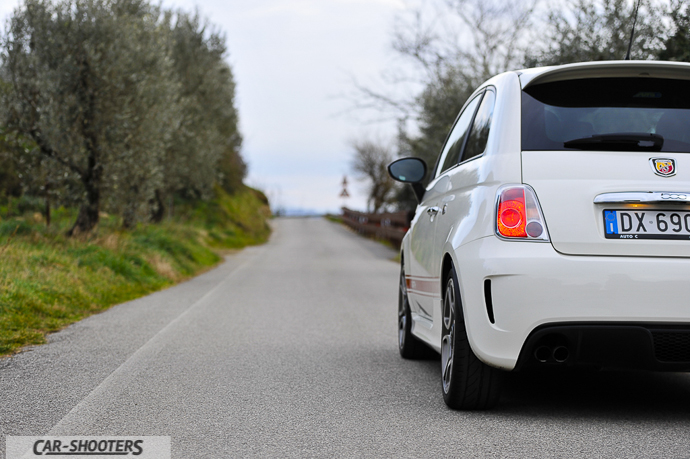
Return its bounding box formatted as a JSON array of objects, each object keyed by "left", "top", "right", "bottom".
[{"left": 650, "top": 158, "right": 676, "bottom": 177}]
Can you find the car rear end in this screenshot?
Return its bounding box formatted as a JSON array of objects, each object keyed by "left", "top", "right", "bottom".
[{"left": 460, "top": 61, "right": 690, "bottom": 372}]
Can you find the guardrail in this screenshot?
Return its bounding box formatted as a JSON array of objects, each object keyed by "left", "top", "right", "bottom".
[{"left": 341, "top": 208, "right": 412, "bottom": 247}]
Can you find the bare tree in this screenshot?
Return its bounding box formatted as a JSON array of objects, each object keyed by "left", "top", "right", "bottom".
[
  {"left": 350, "top": 138, "right": 396, "bottom": 213},
  {"left": 350, "top": 0, "right": 538, "bottom": 123},
  {"left": 349, "top": 0, "right": 538, "bottom": 210},
  {"left": 395, "top": 0, "right": 538, "bottom": 86}
]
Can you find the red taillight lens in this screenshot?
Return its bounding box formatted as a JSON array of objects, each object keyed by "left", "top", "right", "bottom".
[
  {"left": 497, "top": 188, "right": 527, "bottom": 237},
  {"left": 495, "top": 185, "right": 549, "bottom": 241}
]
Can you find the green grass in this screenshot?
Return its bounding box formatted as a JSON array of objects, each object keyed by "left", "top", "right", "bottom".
[
  {"left": 324, "top": 214, "right": 342, "bottom": 224},
  {"left": 0, "top": 186, "right": 271, "bottom": 356}
]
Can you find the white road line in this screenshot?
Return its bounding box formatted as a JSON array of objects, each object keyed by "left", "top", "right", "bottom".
[{"left": 46, "top": 245, "right": 266, "bottom": 435}]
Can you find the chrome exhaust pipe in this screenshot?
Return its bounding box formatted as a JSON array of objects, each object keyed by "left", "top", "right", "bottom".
[
  {"left": 552, "top": 346, "right": 569, "bottom": 363},
  {"left": 534, "top": 346, "right": 551, "bottom": 363}
]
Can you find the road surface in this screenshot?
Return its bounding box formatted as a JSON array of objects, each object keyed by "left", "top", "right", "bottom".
[{"left": 2, "top": 218, "right": 690, "bottom": 458}]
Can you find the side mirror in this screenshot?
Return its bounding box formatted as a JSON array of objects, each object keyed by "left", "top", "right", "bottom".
[{"left": 387, "top": 157, "right": 427, "bottom": 203}]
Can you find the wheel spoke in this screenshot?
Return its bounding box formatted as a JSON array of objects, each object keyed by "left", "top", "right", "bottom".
[
  {"left": 399, "top": 270, "right": 407, "bottom": 349},
  {"left": 398, "top": 300, "right": 405, "bottom": 347},
  {"left": 443, "top": 278, "right": 456, "bottom": 330},
  {"left": 449, "top": 302, "right": 454, "bottom": 329},
  {"left": 441, "top": 277, "right": 457, "bottom": 392},
  {"left": 399, "top": 317, "right": 405, "bottom": 348},
  {"left": 441, "top": 331, "right": 453, "bottom": 391},
  {"left": 443, "top": 357, "right": 452, "bottom": 383}
]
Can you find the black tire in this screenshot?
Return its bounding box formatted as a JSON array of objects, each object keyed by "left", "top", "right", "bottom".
[
  {"left": 398, "top": 262, "right": 432, "bottom": 359},
  {"left": 441, "top": 265, "right": 504, "bottom": 410}
]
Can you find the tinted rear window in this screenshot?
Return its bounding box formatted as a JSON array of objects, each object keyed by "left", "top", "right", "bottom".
[{"left": 522, "top": 77, "right": 690, "bottom": 152}]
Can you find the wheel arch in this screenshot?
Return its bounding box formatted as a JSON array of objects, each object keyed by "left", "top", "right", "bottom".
[
  {"left": 400, "top": 232, "right": 410, "bottom": 274},
  {"left": 440, "top": 250, "right": 474, "bottom": 355},
  {"left": 441, "top": 252, "right": 455, "bottom": 293}
]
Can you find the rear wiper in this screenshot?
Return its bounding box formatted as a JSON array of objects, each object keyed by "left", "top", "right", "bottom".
[{"left": 564, "top": 133, "right": 664, "bottom": 151}]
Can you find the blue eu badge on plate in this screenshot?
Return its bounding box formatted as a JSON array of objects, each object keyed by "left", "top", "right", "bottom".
[{"left": 605, "top": 210, "right": 618, "bottom": 234}]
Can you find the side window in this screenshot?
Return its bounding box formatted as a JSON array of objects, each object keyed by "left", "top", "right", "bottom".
[
  {"left": 462, "top": 88, "right": 496, "bottom": 162},
  {"left": 435, "top": 93, "right": 483, "bottom": 178}
]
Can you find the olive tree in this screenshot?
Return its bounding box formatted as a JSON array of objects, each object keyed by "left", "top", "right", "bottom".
[
  {"left": 1, "top": 0, "right": 179, "bottom": 234},
  {"left": 110, "top": 9, "right": 244, "bottom": 223},
  {"left": 658, "top": 0, "right": 690, "bottom": 62},
  {"left": 526, "top": 0, "right": 663, "bottom": 66}
]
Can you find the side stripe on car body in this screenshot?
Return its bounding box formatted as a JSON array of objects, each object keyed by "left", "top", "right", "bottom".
[{"left": 405, "top": 275, "right": 441, "bottom": 298}]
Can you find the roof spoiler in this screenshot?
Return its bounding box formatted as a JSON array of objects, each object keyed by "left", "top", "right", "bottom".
[{"left": 520, "top": 61, "right": 690, "bottom": 90}]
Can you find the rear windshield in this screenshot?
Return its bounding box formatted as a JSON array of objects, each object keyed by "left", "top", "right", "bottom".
[{"left": 522, "top": 77, "right": 690, "bottom": 152}]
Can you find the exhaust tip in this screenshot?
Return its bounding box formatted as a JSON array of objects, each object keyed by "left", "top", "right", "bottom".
[
  {"left": 534, "top": 346, "right": 551, "bottom": 363},
  {"left": 553, "top": 346, "right": 569, "bottom": 363}
]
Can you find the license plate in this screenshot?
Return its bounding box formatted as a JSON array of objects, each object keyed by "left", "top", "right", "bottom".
[{"left": 604, "top": 210, "right": 690, "bottom": 239}]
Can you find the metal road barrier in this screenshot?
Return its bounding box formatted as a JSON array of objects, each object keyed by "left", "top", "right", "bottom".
[{"left": 340, "top": 208, "right": 411, "bottom": 248}]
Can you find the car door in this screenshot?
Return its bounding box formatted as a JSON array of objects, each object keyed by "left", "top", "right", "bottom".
[
  {"left": 429, "top": 88, "right": 497, "bottom": 333},
  {"left": 407, "top": 92, "right": 484, "bottom": 340}
]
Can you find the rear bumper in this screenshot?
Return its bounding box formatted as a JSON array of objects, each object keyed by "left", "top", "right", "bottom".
[
  {"left": 514, "top": 323, "right": 690, "bottom": 371},
  {"left": 454, "top": 236, "right": 690, "bottom": 371}
]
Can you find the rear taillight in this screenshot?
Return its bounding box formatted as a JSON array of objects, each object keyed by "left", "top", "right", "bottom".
[{"left": 496, "top": 185, "right": 549, "bottom": 241}]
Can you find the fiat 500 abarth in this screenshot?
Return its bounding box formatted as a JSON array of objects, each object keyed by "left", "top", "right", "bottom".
[{"left": 388, "top": 61, "right": 690, "bottom": 410}]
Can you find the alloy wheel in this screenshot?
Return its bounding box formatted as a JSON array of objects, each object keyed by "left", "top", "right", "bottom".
[
  {"left": 441, "top": 277, "right": 456, "bottom": 394},
  {"left": 398, "top": 271, "right": 408, "bottom": 350}
]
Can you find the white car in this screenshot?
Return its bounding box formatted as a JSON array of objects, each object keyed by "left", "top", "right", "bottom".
[{"left": 388, "top": 60, "right": 690, "bottom": 410}]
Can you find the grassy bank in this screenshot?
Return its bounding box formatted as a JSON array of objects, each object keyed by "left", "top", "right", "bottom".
[{"left": 0, "top": 186, "right": 271, "bottom": 356}]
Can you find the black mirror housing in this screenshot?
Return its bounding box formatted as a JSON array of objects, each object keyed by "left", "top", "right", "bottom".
[
  {"left": 387, "top": 157, "right": 427, "bottom": 203},
  {"left": 388, "top": 157, "right": 427, "bottom": 183}
]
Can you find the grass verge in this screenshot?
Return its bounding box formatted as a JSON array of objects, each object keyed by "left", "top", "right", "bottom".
[{"left": 0, "top": 186, "right": 271, "bottom": 356}]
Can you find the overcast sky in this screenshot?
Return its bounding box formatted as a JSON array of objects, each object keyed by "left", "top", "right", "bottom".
[{"left": 2, "top": 0, "right": 414, "bottom": 214}]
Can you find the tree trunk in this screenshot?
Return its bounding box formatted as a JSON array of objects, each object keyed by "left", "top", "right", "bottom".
[
  {"left": 122, "top": 206, "right": 135, "bottom": 229},
  {"left": 67, "top": 56, "right": 101, "bottom": 237},
  {"left": 67, "top": 164, "right": 100, "bottom": 236},
  {"left": 45, "top": 196, "right": 51, "bottom": 228},
  {"left": 44, "top": 181, "right": 51, "bottom": 228},
  {"left": 150, "top": 189, "right": 165, "bottom": 223},
  {"left": 122, "top": 184, "right": 140, "bottom": 229},
  {"left": 68, "top": 202, "right": 98, "bottom": 235}
]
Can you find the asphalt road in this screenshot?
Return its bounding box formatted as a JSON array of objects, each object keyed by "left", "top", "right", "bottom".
[{"left": 3, "top": 217, "right": 690, "bottom": 458}]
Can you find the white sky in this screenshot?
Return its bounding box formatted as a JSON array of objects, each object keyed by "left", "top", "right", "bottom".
[{"left": 1, "top": 0, "right": 414, "bottom": 214}]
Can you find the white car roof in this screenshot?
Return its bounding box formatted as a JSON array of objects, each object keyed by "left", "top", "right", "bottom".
[{"left": 516, "top": 60, "right": 690, "bottom": 89}]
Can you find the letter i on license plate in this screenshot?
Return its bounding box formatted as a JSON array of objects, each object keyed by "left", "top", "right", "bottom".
[{"left": 604, "top": 209, "right": 690, "bottom": 240}]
